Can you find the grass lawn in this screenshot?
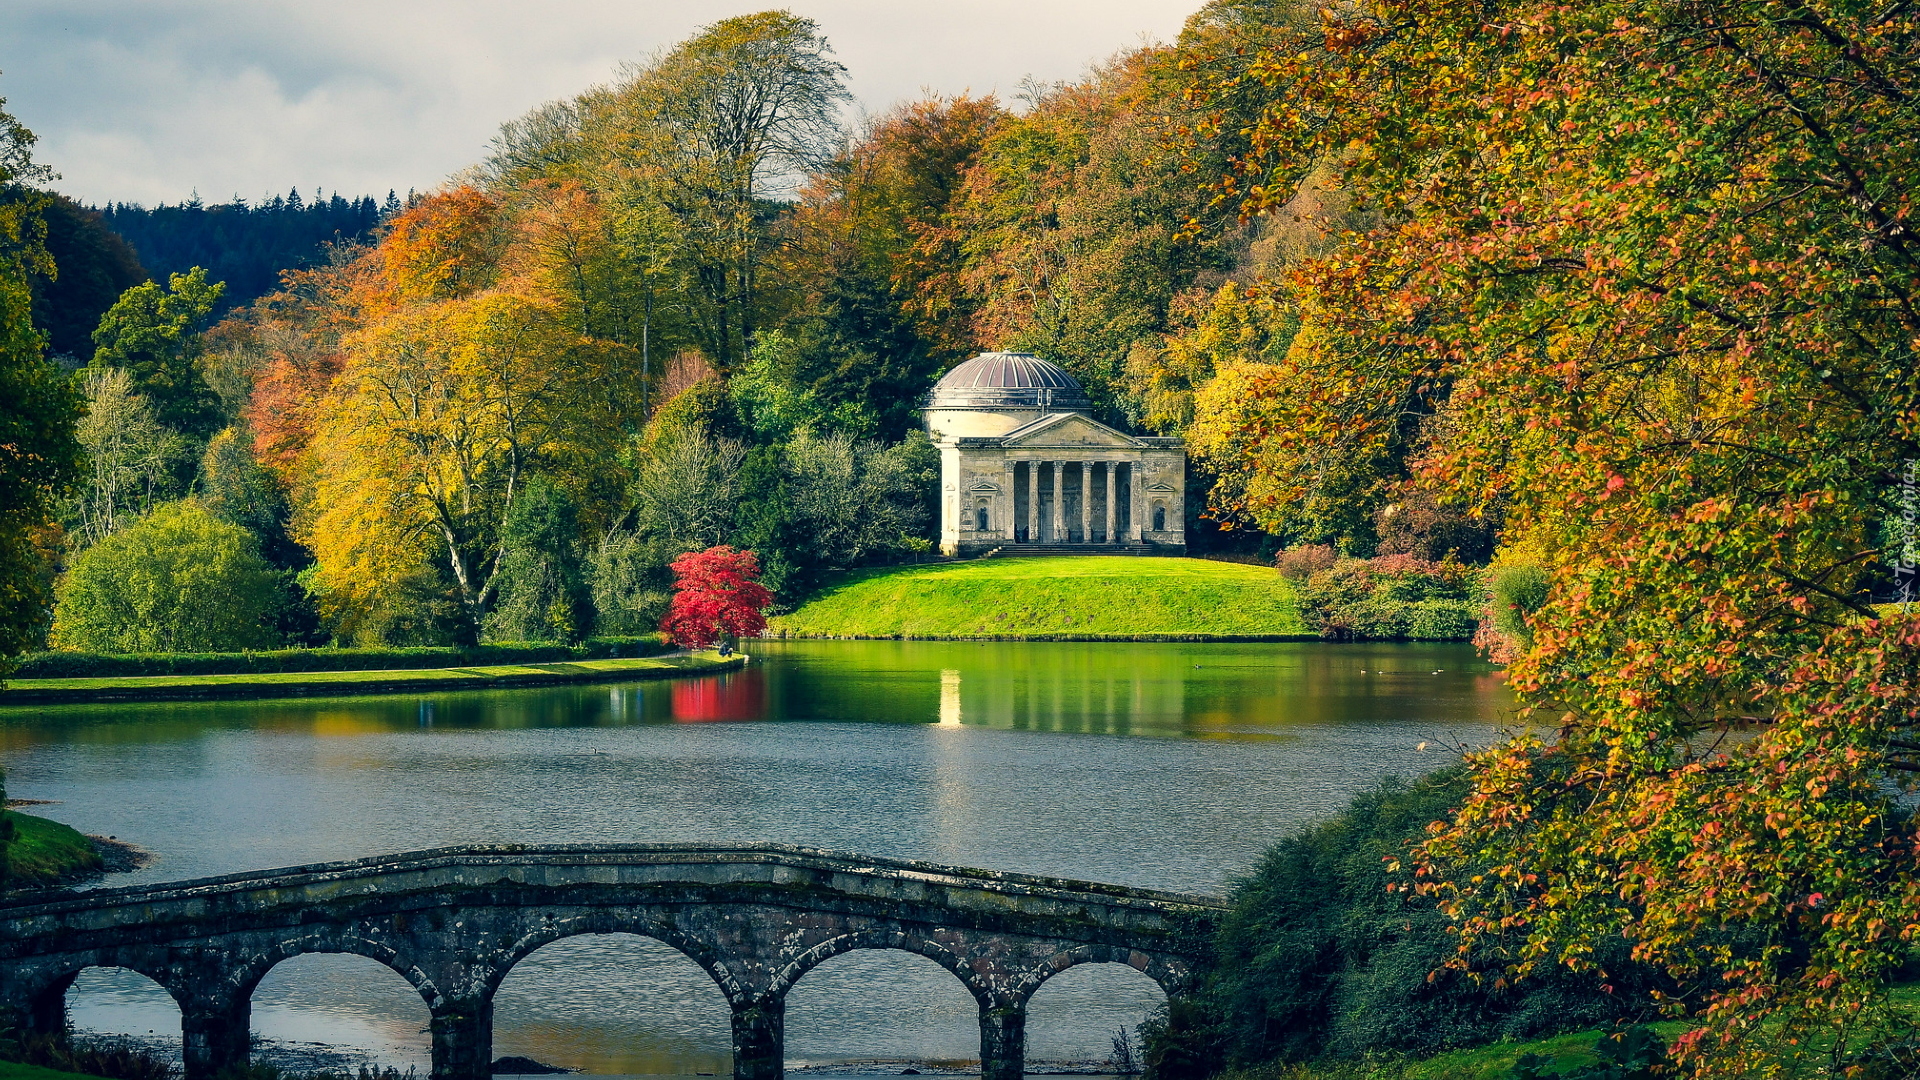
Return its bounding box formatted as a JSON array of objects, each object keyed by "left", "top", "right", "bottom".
[
  {"left": 0, "top": 1064, "right": 110, "bottom": 1080},
  {"left": 1395, "top": 1025, "right": 1688, "bottom": 1080},
  {"left": 5, "top": 810, "right": 103, "bottom": 887},
  {"left": 1, "top": 653, "right": 737, "bottom": 705},
  {"left": 769, "top": 556, "right": 1307, "bottom": 639},
  {"left": 1221, "top": 1023, "right": 1691, "bottom": 1080}
]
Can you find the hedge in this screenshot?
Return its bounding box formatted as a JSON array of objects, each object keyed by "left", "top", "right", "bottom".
[{"left": 12, "top": 636, "right": 670, "bottom": 679}]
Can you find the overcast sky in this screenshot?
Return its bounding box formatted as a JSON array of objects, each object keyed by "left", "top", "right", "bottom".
[{"left": 3, "top": 1, "right": 1205, "bottom": 208}]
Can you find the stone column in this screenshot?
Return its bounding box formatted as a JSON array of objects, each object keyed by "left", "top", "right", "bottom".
[
  {"left": 181, "top": 991, "right": 252, "bottom": 1080},
  {"left": 430, "top": 998, "right": 493, "bottom": 1080},
  {"left": 1080, "top": 461, "right": 1092, "bottom": 543},
  {"left": 732, "top": 994, "right": 785, "bottom": 1080},
  {"left": 1131, "top": 459, "right": 1147, "bottom": 540},
  {"left": 1105, "top": 462, "right": 1117, "bottom": 544},
  {"left": 979, "top": 999, "right": 1026, "bottom": 1080},
  {"left": 1051, "top": 461, "right": 1065, "bottom": 543},
  {"left": 19, "top": 973, "right": 76, "bottom": 1036},
  {"left": 1004, "top": 460, "right": 1019, "bottom": 541},
  {"left": 1027, "top": 461, "right": 1041, "bottom": 543}
]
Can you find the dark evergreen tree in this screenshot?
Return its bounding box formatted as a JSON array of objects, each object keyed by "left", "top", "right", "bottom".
[
  {"left": 98, "top": 189, "right": 387, "bottom": 311},
  {"left": 785, "top": 270, "right": 940, "bottom": 442},
  {"left": 27, "top": 194, "right": 147, "bottom": 362},
  {"left": 486, "top": 478, "right": 592, "bottom": 643}
]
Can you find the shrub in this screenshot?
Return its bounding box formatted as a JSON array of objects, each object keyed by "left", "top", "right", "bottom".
[
  {"left": 1294, "top": 555, "right": 1477, "bottom": 641},
  {"left": 1489, "top": 562, "right": 1551, "bottom": 645},
  {"left": 50, "top": 500, "right": 279, "bottom": 652},
  {"left": 1406, "top": 599, "right": 1480, "bottom": 640},
  {"left": 1140, "top": 773, "right": 1659, "bottom": 1077},
  {"left": 1274, "top": 544, "right": 1338, "bottom": 581}
]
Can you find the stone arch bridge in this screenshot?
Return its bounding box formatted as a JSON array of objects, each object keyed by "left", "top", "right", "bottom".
[{"left": 0, "top": 845, "right": 1224, "bottom": 1080}]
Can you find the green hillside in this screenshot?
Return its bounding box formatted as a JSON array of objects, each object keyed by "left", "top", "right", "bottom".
[{"left": 769, "top": 556, "right": 1308, "bottom": 639}]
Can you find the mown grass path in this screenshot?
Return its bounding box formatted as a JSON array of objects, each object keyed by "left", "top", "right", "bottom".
[
  {"left": 0, "top": 653, "right": 742, "bottom": 706},
  {"left": 769, "top": 556, "right": 1307, "bottom": 639}
]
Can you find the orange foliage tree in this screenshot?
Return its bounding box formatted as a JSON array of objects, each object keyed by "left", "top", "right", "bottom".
[{"left": 1178, "top": 0, "right": 1920, "bottom": 1071}]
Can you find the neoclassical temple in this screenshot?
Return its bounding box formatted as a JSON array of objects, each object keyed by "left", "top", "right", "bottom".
[{"left": 924, "top": 352, "right": 1186, "bottom": 557}]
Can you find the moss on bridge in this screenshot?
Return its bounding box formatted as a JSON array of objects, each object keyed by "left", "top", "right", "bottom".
[{"left": 768, "top": 556, "right": 1307, "bottom": 639}]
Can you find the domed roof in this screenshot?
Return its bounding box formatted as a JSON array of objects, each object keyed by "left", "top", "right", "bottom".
[{"left": 925, "top": 352, "right": 1092, "bottom": 412}]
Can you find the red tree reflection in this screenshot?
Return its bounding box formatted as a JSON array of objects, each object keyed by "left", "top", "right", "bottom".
[{"left": 671, "top": 672, "right": 766, "bottom": 722}]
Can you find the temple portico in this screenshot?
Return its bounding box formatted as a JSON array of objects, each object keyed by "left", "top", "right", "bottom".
[{"left": 924, "top": 352, "right": 1185, "bottom": 557}]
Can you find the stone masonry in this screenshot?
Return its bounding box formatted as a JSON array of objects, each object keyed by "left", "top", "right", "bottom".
[{"left": 0, "top": 845, "right": 1223, "bottom": 1080}]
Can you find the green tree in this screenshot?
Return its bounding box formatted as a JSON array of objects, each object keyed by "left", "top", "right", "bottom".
[
  {"left": 69, "top": 367, "right": 187, "bottom": 547},
  {"left": 90, "top": 267, "right": 226, "bottom": 440},
  {"left": 729, "top": 329, "right": 846, "bottom": 442},
  {"left": 604, "top": 10, "right": 850, "bottom": 365},
  {"left": 777, "top": 94, "right": 1006, "bottom": 437},
  {"left": 49, "top": 500, "right": 279, "bottom": 652},
  {"left": 486, "top": 477, "right": 591, "bottom": 643},
  {"left": 0, "top": 90, "right": 82, "bottom": 677}
]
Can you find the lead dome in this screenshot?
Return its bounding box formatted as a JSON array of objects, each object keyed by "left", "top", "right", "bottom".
[{"left": 924, "top": 351, "right": 1093, "bottom": 413}]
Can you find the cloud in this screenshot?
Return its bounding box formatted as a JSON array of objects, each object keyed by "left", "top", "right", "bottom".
[{"left": 2, "top": 1, "right": 1202, "bottom": 206}]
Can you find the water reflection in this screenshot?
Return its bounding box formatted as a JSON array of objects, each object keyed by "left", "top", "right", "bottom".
[
  {"left": 67, "top": 968, "right": 181, "bottom": 1057},
  {"left": 493, "top": 935, "right": 731, "bottom": 1077},
  {"left": 1025, "top": 965, "right": 1166, "bottom": 1064},
  {"left": 785, "top": 951, "right": 977, "bottom": 1065},
  {"left": 1, "top": 640, "right": 1508, "bottom": 746},
  {"left": 252, "top": 954, "right": 428, "bottom": 1072}
]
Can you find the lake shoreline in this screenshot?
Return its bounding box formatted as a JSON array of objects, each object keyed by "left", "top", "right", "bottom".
[
  {"left": 756, "top": 632, "right": 1319, "bottom": 642},
  {"left": 0, "top": 653, "right": 745, "bottom": 706}
]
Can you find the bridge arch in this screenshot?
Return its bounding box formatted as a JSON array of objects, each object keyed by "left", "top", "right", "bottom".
[
  {"left": 1007, "top": 945, "right": 1193, "bottom": 1008},
  {"left": 249, "top": 950, "right": 433, "bottom": 1071},
  {"left": 230, "top": 932, "right": 440, "bottom": 1007},
  {"left": 1022, "top": 958, "right": 1169, "bottom": 1066},
  {"left": 50, "top": 963, "right": 187, "bottom": 1048},
  {"left": 771, "top": 929, "right": 993, "bottom": 1006},
  {"left": 492, "top": 930, "right": 734, "bottom": 1077},
  {"left": 491, "top": 914, "right": 742, "bottom": 1003}
]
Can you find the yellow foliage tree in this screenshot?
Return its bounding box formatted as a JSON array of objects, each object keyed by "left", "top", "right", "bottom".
[{"left": 300, "top": 289, "right": 635, "bottom": 642}]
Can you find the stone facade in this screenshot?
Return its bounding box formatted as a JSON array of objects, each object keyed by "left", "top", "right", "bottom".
[
  {"left": 0, "top": 844, "right": 1221, "bottom": 1080},
  {"left": 924, "top": 353, "right": 1186, "bottom": 557}
]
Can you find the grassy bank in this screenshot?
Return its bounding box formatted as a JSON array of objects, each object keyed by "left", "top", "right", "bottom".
[
  {"left": 0, "top": 1063, "right": 110, "bottom": 1080},
  {"left": 767, "top": 556, "right": 1307, "bottom": 639},
  {"left": 11, "top": 637, "right": 668, "bottom": 679},
  {"left": 6, "top": 810, "right": 104, "bottom": 888},
  {"left": 0, "top": 653, "right": 741, "bottom": 706},
  {"left": 1227, "top": 1023, "right": 1689, "bottom": 1080}
]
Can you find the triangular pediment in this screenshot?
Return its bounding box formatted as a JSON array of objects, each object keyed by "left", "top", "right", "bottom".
[
  {"left": 967, "top": 480, "right": 1001, "bottom": 493},
  {"left": 1144, "top": 481, "right": 1178, "bottom": 493},
  {"left": 999, "top": 412, "right": 1145, "bottom": 449}
]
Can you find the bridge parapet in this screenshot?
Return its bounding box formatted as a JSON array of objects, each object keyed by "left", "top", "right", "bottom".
[{"left": 0, "top": 844, "right": 1225, "bottom": 1080}]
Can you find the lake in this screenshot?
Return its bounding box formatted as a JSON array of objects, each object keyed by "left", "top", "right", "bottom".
[{"left": 0, "top": 640, "right": 1512, "bottom": 1076}]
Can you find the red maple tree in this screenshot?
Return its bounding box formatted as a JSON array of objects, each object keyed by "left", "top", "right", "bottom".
[{"left": 660, "top": 546, "right": 774, "bottom": 648}]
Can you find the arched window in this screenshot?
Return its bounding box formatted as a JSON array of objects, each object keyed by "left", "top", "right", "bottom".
[
  {"left": 977, "top": 505, "right": 990, "bottom": 531},
  {"left": 1152, "top": 505, "right": 1166, "bottom": 531}
]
